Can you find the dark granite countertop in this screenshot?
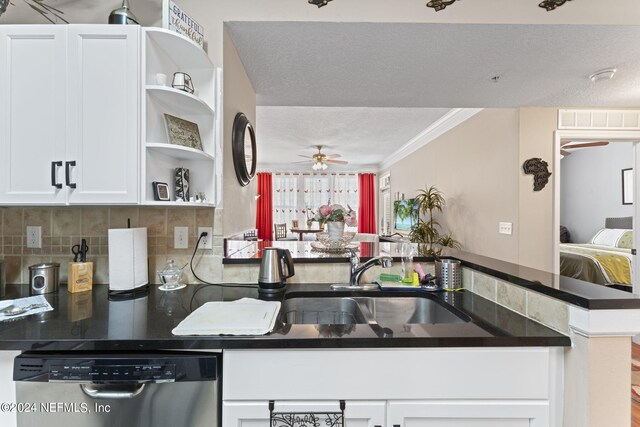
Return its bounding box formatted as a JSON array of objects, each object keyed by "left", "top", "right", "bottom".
[
  {"left": 224, "top": 241, "right": 640, "bottom": 310},
  {"left": 0, "top": 283, "right": 569, "bottom": 352}
]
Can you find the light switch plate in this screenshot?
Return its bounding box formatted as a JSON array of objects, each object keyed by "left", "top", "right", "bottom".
[
  {"left": 499, "top": 222, "right": 513, "bottom": 235},
  {"left": 174, "top": 227, "right": 189, "bottom": 249}
]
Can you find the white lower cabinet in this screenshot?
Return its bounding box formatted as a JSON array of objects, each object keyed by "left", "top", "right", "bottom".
[
  {"left": 223, "top": 400, "right": 386, "bottom": 426},
  {"left": 222, "top": 348, "right": 554, "bottom": 427},
  {"left": 386, "top": 400, "right": 548, "bottom": 427}
]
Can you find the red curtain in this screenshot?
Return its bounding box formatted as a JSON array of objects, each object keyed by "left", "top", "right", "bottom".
[
  {"left": 358, "top": 173, "right": 376, "bottom": 234},
  {"left": 256, "top": 172, "right": 273, "bottom": 241}
]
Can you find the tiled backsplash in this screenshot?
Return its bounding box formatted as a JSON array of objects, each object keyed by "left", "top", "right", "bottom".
[
  {"left": 463, "top": 267, "right": 570, "bottom": 334},
  {"left": 0, "top": 207, "right": 223, "bottom": 285}
]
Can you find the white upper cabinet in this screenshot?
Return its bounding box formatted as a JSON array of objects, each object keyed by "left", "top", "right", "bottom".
[
  {"left": 0, "top": 25, "right": 140, "bottom": 205},
  {"left": 0, "top": 26, "right": 68, "bottom": 204},
  {"left": 0, "top": 25, "right": 219, "bottom": 207},
  {"left": 65, "top": 25, "right": 140, "bottom": 205}
]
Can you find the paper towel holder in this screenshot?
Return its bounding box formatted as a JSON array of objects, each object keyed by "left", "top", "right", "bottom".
[{"left": 108, "top": 227, "right": 150, "bottom": 300}]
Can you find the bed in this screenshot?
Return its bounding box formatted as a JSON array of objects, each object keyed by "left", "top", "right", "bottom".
[{"left": 559, "top": 217, "right": 633, "bottom": 288}]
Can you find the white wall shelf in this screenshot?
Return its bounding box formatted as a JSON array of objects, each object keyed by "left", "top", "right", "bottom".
[
  {"left": 145, "top": 28, "right": 212, "bottom": 69},
  {"left": 144, "top": 201, "right": 215, "bottom": 208},
  {"left": 146, "top": 142, "right": 215, "bottom": 162},
  {"left": 146, "top": 85, "right": 214, "bottom": 116},
  {"left": 142, "top": 27, "right": 219, "bottom": 207}
]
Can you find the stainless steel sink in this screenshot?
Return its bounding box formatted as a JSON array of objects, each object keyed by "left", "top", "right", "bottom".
[
  {"left": 280, "top": 295, "right": 470, "bottom": 325},
  {"left": 280, "top": 297, "right": 368, "bottom": 325}
]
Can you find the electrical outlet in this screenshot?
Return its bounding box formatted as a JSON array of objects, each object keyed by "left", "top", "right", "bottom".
[
  {"left": 499, "top": 222, "right": 513, "bottom": 235},
  {"left": 198, "top": 227, "right": 213, "bottom": 249},
  {"left": 26, "top": 226, "right": 42, "bottom": 248},
  {"left": 174, "top": 226, "right": 189, "bottom": 249}
]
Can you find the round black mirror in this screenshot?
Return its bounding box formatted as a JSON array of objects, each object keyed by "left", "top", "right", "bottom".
[{"left": 231, "top": 113, "right": 257, "bottom": 187}]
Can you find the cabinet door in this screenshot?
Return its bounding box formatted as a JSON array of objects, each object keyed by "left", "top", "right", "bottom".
[
  {"left": 387, "top": 400, "right": 548, "bottom": 427},
  {"left": 223, "top": 400, "right": 386, "bottom": 427},
  {"left": 0, "top": 26, "right": 67, "bottom": 204},
  {"left": 66, "top": 25, "right": 140, "bottom": 204}
]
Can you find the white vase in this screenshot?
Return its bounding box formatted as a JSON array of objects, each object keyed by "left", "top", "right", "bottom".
[{"left": 327, "top": 221, "right": 345, "bottom": 241}]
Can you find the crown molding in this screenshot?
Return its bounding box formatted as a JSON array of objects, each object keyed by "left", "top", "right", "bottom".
[{"left": 378, "top": 108, "right": 483, "bottom": 171}]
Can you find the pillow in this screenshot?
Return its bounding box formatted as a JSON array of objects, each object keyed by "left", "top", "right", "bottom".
[
  {"left": 589, "top": 228, "right": 632, "bottom": 248},
  {"left": 616, "top": 230, "right": 633, "bottom": 249}
]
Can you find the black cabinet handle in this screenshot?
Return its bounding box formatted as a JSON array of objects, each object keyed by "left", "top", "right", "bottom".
[
  {"left": 65, "top": 160, "right": 76, "bottom": 189},
  {"left": 50, "top": 161, "right": 62, "bottom": 189}
]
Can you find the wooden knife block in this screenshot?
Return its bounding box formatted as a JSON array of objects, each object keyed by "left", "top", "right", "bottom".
[{"left": 68, "top": 262, "right": 93, "bottom": 293}]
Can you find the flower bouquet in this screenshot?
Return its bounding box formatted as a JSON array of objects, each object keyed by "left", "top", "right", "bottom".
[{"left": 314, "top": 204, "right": 357, "bottom": 244}]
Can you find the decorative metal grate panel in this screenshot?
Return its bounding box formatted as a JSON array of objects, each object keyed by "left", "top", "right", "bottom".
[{"left": 269, "top": 400, "right": 345, "bottom": 427}]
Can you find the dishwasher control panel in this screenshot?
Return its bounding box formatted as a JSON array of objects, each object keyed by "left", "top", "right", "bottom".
[
  {"left": 14, "top": 352, "right": 219, "bottom": 383},
  {"left": 49, "top": 363, "right": 177, "bottom": 382}
]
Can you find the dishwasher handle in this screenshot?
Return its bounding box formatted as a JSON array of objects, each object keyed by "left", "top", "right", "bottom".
[{"left": 80, "top": 383, "right": 146, "bottom": 400}]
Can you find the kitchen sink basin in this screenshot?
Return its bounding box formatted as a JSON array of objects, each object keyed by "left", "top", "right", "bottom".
[
  {"left": 280, "top": 295, "right": 470, "bottom": 325},
  {"left": 280, "top": 297, "right": 368, "bottom": 325}
]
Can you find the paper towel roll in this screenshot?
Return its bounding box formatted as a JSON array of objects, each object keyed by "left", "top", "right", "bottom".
[{"left": 108, "top": 228, "right": 148, "bottom": 292}]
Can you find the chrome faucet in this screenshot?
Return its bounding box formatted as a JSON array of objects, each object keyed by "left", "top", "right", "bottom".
[{"left": 348, "top": 249, "right": 392, "bottom": 287}]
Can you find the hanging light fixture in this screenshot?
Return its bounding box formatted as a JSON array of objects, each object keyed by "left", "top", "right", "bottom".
[
  {"left": 425, "top": 0, "right": 572, "bottom": 11},
  {"left": 308, "top": 0, "right": 332, "bottom": 8}
]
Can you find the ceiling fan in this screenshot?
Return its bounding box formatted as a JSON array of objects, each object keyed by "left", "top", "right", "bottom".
[
  {"left": 560, "top": 140, "right": 609, "bottom": 157},
  {"left": 293, "top": 145, "right": 348, "bottom": 170}
]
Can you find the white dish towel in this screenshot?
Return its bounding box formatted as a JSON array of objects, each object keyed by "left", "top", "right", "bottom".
[{"left": 172, "top": 298, "right": 281, "bottom": 336}]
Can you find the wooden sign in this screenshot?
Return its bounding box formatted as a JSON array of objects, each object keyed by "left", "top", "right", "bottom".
[
  {"left": 162, "top": 0, "right": 205, "bottom": 48},
  {"left": 164, "top": 114, "right": 203, "bottom": 151}
]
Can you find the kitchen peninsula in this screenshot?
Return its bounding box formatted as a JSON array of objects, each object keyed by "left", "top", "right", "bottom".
[{"left": 0, "top": 249, "right": 639, "bottom": 426}]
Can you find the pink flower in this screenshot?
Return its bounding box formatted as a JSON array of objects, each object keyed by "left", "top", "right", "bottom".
[
  {"left": 345, "top": 214, "right": 357, "bottom": 227},
  {"left": 319, "top": 205, "right": 332, "bottom": 216}
]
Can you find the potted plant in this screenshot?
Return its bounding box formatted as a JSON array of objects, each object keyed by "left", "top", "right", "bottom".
[
  {"left": 409, "top": 185, "right": 461, "bottom": 256},
  {"left": 314, "top": 203, "right": 357, "bottom": 240}
]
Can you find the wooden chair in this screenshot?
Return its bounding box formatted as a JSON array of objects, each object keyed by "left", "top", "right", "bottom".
[
  {"left": 243, "top": 229, "right": 258, "bottom": 241},
  {"left": 274, "top": 223, "right": 297, "bottom": 241}
]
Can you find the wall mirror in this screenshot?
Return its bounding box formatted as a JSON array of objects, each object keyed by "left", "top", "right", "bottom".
[{"left": 232, "top": 112, "right": 257, "bottom": 187}]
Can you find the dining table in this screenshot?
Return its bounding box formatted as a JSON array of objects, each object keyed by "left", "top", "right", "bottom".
[{"left": 290, "top": 226, "right": 324, "bottom": 241}]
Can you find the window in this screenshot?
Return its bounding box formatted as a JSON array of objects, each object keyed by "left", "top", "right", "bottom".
[{"left": 273, "top": 173, "right": 360, "bottom": 230}]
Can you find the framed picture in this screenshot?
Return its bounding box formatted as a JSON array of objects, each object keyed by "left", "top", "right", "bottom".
[
  {"left": 152, "top": 182, "right": 170, "bottom": 201},
  {"left": 164, "top": 114, "right": 203, "bottom": 151},
  {"left": 622, "top": 168, "right": 633, "bottom": 205}
]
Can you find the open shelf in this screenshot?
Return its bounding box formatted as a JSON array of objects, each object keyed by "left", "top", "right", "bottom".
[
  {"left": 145, "top": 28, "right": 212, "bottom": 69},
  {"left": 146, "top": 142, "right": 215, "bottom": 161},
  {"left": 144, "top": 201, "right": 215, "bottom": 208},
  {"left": 146, "top": 85, "right": 214, "bottom": 116}
]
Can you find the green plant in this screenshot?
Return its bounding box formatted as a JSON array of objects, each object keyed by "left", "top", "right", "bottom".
[{"left": 409, "top": 185, "right": 461, "bottom": 256}]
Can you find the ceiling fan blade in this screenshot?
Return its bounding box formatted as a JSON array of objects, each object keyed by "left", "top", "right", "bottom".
[
  {"left": 298, "top": 154, "right": 314, "bottom": 159},
  {"left": 325, "top": 153, "right": 342, "bottom": 158},
  {"left": 560, "top": 149, "right": 571, "bottom": 156},
  {"left": 326, "top": 159, "right": 349, "bottom": 164},
  {"left": 561, "top": 141, "right": 609, "bottom": 149}
]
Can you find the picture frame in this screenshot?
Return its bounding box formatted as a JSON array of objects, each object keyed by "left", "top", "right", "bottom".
[
  {"left": 152, "top": 181, "right": 170, "bottom": 201},
  {"left": 164, "top": 114, "right": 203, "bottom": 151},
  {"left": 622, "top": 168, "right": 633, "bottom": 205}
]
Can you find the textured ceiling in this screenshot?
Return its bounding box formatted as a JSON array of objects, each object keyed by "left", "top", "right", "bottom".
[
  {"left": 231, "top": 21, "right": 640, "bottom": 170},
  {"left": 227, "top": 22, "right": 640, "bottom": 108},
  {"left": 256, "top": 107, "right": 451, "bottom": 171}
]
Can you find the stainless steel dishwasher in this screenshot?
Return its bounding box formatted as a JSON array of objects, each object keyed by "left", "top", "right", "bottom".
[{"left": 13, "top": 352, "right": 220, "bottom": 427}]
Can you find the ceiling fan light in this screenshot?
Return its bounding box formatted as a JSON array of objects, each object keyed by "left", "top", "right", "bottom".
[{"left": 321, "top": 163, "right": 328, "bottom": 170}]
